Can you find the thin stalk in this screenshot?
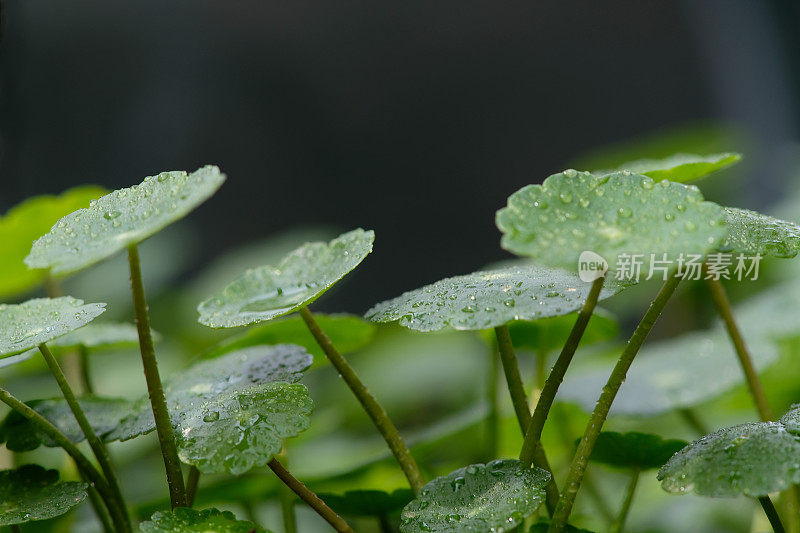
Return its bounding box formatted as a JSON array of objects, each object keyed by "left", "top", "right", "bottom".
[
  {"left": 611, "top": 468, "right": 640, "bottom": 533},
  {"left": 299, "top": 306, "right": 424, "bottom": 494},
  {"left": 378, "top": 514, "right": 393, "bottom": 533},
  {"left": 705, "top": 277, "right": 774, "bottom": 421},
  {"left": 552, "top": 403, "right": 615, "bottom": 525},
  {"left": 38, "top": 343, "right": 130, "bottom": 531},
  {"left": 186, "top": 466, "right": 200, "bottom": 508},
  {"left": 677, "top": 408, "right": 709, "bottom": 436},
  {"left": 485, "top": 348, "right": 499, "bottom": 459},
  {"left": 127, "top": 244, "right": 187, "bottom": 508},
  {"left": 79, "top": 345, "right": 94, "bottom": 395},
  {"left": 0, "top": 386, "right": 125, "bottom": 531},
  {"left": 495, "top": 325, "right": 559, "bottom": 515},
  {"left": 86, "top": 484, "right": 115, "bottom": 533},
  {"left": 279, "top": 482, "right": 298, "bottom": 533},
  {"left": 267, "top": 458, "right": 354, "bottom": 533},
  {"left": 548, "top": 275, "right": 681, "bottom": 533},
  {"left": 495, "top": 325, "right": 532, "bottom": 432},
  {"left": 760, "top": 496, "right": 787, "bottom": 533},
  {"left": 521, "top": 277, "right": 606, "bottom": 466},
  {"left": 10, "top": 525, "right": 21, "bottom": 533}
]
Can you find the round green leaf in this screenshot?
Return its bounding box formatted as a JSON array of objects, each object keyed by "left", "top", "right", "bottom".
[
  {"left": 0, "top": 396, "right": 131, "bottom": 452},
  {"left": 560, "top": 330, "right": 779, "bottom": 416},
  {"left": 177, "top": 382, "right": 312, "bottom": 475},
  {"left": 587, "top": 431, "right": 687, "bottom": 470},
  {"left": 206, "top": 313, "right": 376, "bottom": 362},
  {"left": 197, "top": 229, "right": 374, "bottom": 328},
  {"left": 719, "top": 207, "right": 800, "bottom": 258},
  {"left": 658, "top": 411, "right": 800, "bottom": 497},
  {"left": 0, "top": 185, "right": 106, "bottom": 300},
  {"left": 0, "top": 297, "right": 106, "bottom": 358},
  {"left": 319, "top": 489, "right": 414, "bottom": 517},
  {"left": 496, "top": 171, "right": 728, "bottom": 274},
  {"left": 48, "top": 322, "right": 146, "bottom": 353},
  {"left": 140, "top": 507, "right": 268, "bottom": 533},
  {"left": 597, "top": 152, "right": 742, "bottom": 183},
  {"left": 108, "top": 344, "right": 312, "bottom": 442},
  {"left": 0, "top": 464, "right": 87, "bottom": 526},
  {"left": 25, "top": 166, "right": 225, "bottom": 275},
  {"left": 365, "top": 265, "right": 627, "bottom": 332},
  {"left": 400, "top": 459, "right": 550, "bottom": 533}
]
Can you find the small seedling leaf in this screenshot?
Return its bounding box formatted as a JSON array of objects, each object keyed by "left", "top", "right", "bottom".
[
  {"left": 206, "top": 313, "right": 376, "bottom": 362},
  {"left": 198, "top": 229, "right": 374, "bottom": 327},
  {"left": 318, "top": 489, "right": 414, "bottom": 517},
  {"left": 140, "top": 507, "right": 268, "bottom": 533},
  {"left": 0, "top": 396, "right": 131, "bottom": 451},
  {"left": 560, "top": 330, "right": 778, "bottom": 416},
  {"left": 496, "top": 171, "right": 728, "bottom": 274},
  {"left": 48, "top": 322, "right": 145, "bottom": 353},
  {"left": 0, "top": 464, "right": 87, "bottom": 525},
  {"left": 587, "top": 431, "right": 687, "bottom": 470},
  {"left": 0, "top": 297, "right": 105, "bottom": 358},
  {"left": 596, "top": 152, "right": 741, "bottom": 183},
  {"left": 177, "top": 383, "right": 312, "bottom": 475},
  {"left": 400, "top": 459, "right": 550, "bottom": 533},
  {"left": 719, "top": 207, "right": 800, "bottom": 258},
  {"left": 365, "top": 265, "right": 626, "bottom": 332},
  {"left": 658, "top": 407, "right": 800, "bottom": 497},
  {"left": 0, "top": 185, "right": 106, "bottom": 299},
  {"left": 25, "top": 166, "right": 225, "bottom": 275}
]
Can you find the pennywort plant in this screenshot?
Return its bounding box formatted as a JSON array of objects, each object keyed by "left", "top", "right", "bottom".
[{"left": 1, "top": 150, "right": 800, "bottom": 532}]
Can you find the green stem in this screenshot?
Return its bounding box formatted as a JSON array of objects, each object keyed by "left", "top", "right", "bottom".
[
  {"left": 760, "top": 496, "right": 787, "bottom": 533},
  {"left": 10, "top": 525, "right": 21, "bottom": 533},
  {"left": 186, "top": 466, "right": 200, "bottom": 508},
  {"left": 485, "top": 347, "right": 499, "bottom": 459},
  {"left": 279, "top": 481, "right": 298, "bottom": 533},
  {"left": 677, "top": 408, "right": 709, "bottom": 436},
  {"left": 495, "top": 325, "right": 559, "bottom": 515},
  {"left": 79, "top": 345, "right": 94, "bottom": 395},
  {"left": 127, "top": 244, "right": 187, "bottom": 509},
  {"left": 86, "top": 484, "right": 115, "bottom": 533},
  {"left": 549, "top": 274, "right": 681, "bottom": 533},
  {"left": 0, "top": 386, "right": 125, "bottom": 531},
  {"left": 521, "top": 277, "right": 605, "bottom": 463},
  {"left": 267, "top": 457, "right": 354, "bottom": 533},
  {"left": 299, "top": 306, "right": 424, "bottom": 494},
  {"left": 611, "top": 468, "right": 640, "bottom": 533},
  {"left": 495, "top": 325, "right": 532, "bottom": 432},
  {"left": 38, "top": 344, "right": 130, "bottom": 531},
  {"left": 552, "top": 403, "right": 615, "bottom": 525},
  {"left": 705, "top": 277, "right": 774, "bottom": 421},
  {"left": 378, "top": 514, "right": 393, "bottom": 533}
]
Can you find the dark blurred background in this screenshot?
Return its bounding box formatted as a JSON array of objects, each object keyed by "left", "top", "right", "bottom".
[{"left": 2, "top": 0, "right": 800, "bottom": 313}]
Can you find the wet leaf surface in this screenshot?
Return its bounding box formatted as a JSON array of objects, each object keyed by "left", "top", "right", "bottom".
[
  {"left": 0, "top": 297, "right": 105, "bottom": 358},
  {"left": 496, "top": 170, "right": 727, "bottom": 274},
  {"left": 658, "top": 406, "right": 800, "bottom": 497},
  {"left": 26, "top": 166, "right": 225, "bottom": 275},
  {"left": 140, "top": 507, "right": 268, "bottom": 532},
  {"left": 365, "top": 265, "right": 626, "bottom": 332},
  {"left": 198, "top": 229, "right": 374, "bottom": 327},
  {"left": 400, "top": 459, "right": 549, "bottom": 532},
  {"left": 0, "top": 465, "right": 87, "bottom": 526},
  {"left": 0, "top": 185, "right": 106, "bottom": 299},
  {"left": 719, "top": 207, "right": 800, "bottom": 258}
]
